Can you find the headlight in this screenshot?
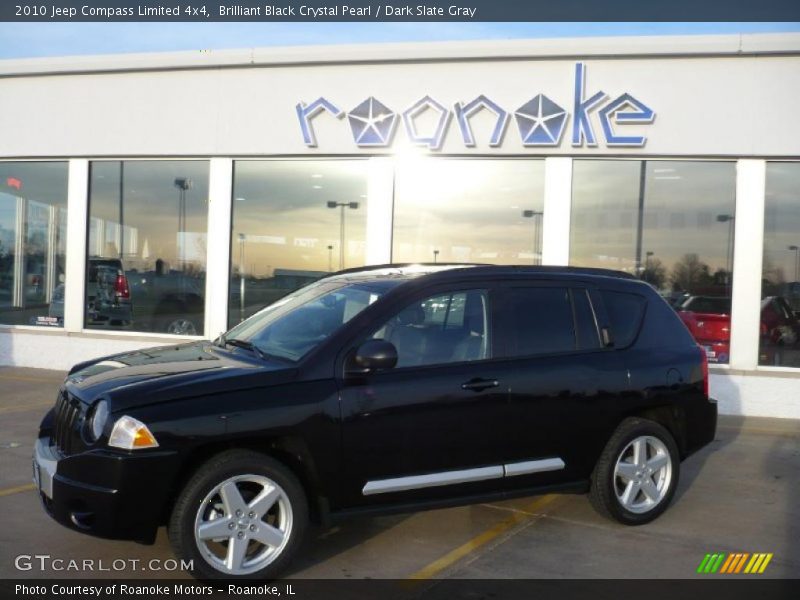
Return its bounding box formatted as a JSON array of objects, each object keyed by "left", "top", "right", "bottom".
[
  {"left": 88, "top": 400, "right": 109, "bottom": 442},
  {"left": 108, "top": 416, "right": 159, "bottom": 450}
]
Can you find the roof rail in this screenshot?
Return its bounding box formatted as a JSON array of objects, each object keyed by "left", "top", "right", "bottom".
[
  {"left": 322, "top": 262, "right": 486, "bottom": 277},
  {"left": 320, "top": 263, "right": 637, "bottom": 280}
]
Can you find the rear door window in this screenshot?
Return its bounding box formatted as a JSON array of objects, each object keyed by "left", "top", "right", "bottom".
[
  {"left": 502, "top": 287, "right": 575, "bottom": 357},
  {"left": 599, "top": 290, "right": 646, "bottom": 348}
]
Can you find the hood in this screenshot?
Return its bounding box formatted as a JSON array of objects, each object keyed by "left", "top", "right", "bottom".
[{"left": 65, "top": 341, "right": 297, "bottom": 412}]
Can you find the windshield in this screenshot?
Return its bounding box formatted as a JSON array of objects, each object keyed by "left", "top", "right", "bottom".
[{"left": 222, "top": 279, "right": 401, "bottom": 362}]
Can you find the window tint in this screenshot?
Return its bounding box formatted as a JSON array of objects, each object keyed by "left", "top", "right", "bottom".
[
  {"left": 372, "top": 290, "right": 489, "bottom": 368},
  {"left": 600, "top": 290, "right": 646, "bottom": 347},
  {"left": 504, "top": 287, "right": 575, "bottom": 356},
  {"left": 572, "top": 289, "right": 601, "bottom": 350}
]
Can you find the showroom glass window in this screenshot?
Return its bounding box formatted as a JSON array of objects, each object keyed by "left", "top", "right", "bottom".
[
  {"left": 392, "top": 159, "right": 545, "bottom": 265},
  {"left": 760, "top": 162, "right": 800, "bottom": 368},
  {"left": 0, "top": 162, "right": 68, "bottom": 327},
  {"left": 570, "top": 160, "right": 736, "bottom": 364},
  {"left": 86, "top": 161, "right": 209, "bottom": 335},
  {"left": 229, "top": 160, "right": 369, "bottom": 327}
]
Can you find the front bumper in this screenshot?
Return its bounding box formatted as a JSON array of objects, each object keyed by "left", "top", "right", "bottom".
[{"left": 33, "top": 437, "right": 180, "bottom": 544}]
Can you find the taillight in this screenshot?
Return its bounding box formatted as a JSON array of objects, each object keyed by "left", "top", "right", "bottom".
[
  {"left": 698, "top": 344, "right": 709, "bottom": 397},
  {"left": 114, "top": 273, "right": 130, "bottom": 299}
]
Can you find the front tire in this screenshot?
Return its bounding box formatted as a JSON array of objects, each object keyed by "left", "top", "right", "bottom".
[
  {"left": 168, "top": 450, "right": 308, "bottom": 580},
  {"left": 590, "top": 417, "right": 680, "bottom": 525}
]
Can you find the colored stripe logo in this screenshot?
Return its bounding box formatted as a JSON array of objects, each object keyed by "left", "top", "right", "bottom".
[{"left": 697, "top": 552, "right": 773, "bottom": 574}]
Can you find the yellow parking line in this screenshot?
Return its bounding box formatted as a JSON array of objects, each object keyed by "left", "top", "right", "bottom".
[
  {"left": 408, "top": 494, "right": 558, "bottom": 581},
  {"left": 0, "top": 483, "right": 35, "bottom": 497}
]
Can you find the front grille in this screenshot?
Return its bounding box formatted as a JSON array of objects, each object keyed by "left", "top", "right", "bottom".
[{"left": 53, "top": 390, "right": 84, "bottom": 455}]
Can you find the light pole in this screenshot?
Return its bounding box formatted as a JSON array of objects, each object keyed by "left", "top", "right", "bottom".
[
  {"left": 716, "top": 213, "right": 735, "bottom": 291},
  {"left": 327, "top": 245, "right": 334, "bottom": 272},
  {"left": 326, "top": 201, "right": 359, "bottom": 270},
  {"left": 433, "top": 249, "right": 439, "bottom": 263},
  {"left": 174, "top": 177, "right": 193, "bottom": 269},
  {"left": 522, "top": 209, "right": 544, "bottom": 265},
  {"left": 789, "top": 245, "right": 800, "bottom": 282}
]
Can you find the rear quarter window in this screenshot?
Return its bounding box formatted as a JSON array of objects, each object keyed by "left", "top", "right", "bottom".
[{"left": 600, "top": 289, "right": 646, "bottom": 348}]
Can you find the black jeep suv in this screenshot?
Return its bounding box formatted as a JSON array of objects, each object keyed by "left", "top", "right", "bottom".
[{"left": 34, "top": 265, "right": 716, "bottom": 580}]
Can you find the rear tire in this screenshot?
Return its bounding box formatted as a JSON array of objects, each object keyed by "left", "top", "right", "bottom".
[
  {"left": 154, "top": 301, "right": 200, "bottom": 335},
  {"left": 168, "top": 450, "right": 308, "bottom": 580},
  {"left": 590, "top": 417, "right": 679, "bottom": 525}
]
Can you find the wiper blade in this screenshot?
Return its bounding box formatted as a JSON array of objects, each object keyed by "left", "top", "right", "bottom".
[{"left": 222, "top": 337, "right": 268, "bottom": 361}]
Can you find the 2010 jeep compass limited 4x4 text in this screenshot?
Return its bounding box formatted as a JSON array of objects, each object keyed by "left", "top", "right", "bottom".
[{"left": 34, "top": 265, "right": 717, "bottom": 580}]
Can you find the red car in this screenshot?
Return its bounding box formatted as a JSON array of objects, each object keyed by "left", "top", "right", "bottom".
[
  {"left": 677, "top": 295, "right": 800, "bottom": 364},
  {"left": 677, "top": 296, "right": 732, "bottom": 363}
]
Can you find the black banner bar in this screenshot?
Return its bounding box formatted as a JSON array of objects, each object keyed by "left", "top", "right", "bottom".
[
  {"left": 2, "top": 1, "right": 800, "bottom": 22},
  {"left": 3, "top": 579, "right": 800, "bottom": 600}
]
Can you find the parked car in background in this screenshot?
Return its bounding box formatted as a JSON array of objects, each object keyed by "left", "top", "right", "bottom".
[
  {"left": 676, "top": 296, "right": 732, "bottom": 363},
  {"left": 50, "top": 258, "right": 133, "bottom": 328},
  {"left": 50, "top": 258, "right": 204, "bottom": 335},
  {"left": 677, "top": 295, "right": 800, "bottom": 364},
  {"left": 126, "top": 260, "right": 204, "bottom": 335},
  {"left": 35, "top": 265, "right": 716, "bottom": 580},
  {"left": 760, "top": 296, "right": 800, "bottom": 365}
]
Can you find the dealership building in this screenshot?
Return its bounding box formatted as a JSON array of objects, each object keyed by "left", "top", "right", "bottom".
[{"left": 0, "top": 33, "right": 799, "bottom": 418}]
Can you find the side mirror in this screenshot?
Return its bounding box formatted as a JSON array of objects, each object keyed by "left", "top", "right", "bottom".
[{"left": 346, "top": 339, "right": 398, "bottom": 375}]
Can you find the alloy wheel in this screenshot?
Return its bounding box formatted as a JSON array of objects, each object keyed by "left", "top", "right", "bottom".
[
  {"left": 613, "top": 435, "right": 673, "bottom": 514},
  {"left": 167, "top": 318, "right": 197, "bottom": 335},
  {"left": 193, "top": 474, "right": 293, "bottom": 575}
]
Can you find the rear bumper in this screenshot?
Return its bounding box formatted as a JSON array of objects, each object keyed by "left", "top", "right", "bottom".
[
  {"left": 33, "top": 437, "right": 180, "bottom": 544},
  {"left": 683, "top": 396, "right": 718, "bottom": 458}
]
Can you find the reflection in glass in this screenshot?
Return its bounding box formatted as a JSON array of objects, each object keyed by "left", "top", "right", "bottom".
[
  {"left": 224, "top": 279, "right": 400, "bottom": 363},
  {"left": 370, "top": 289, "right": 490, "bottom": 368},
  {"left": 760, "top": 163, "right": 800, "bottom": 367},
  {"left": 392, "top": 159, "right": 545, "bottom": 265},
  {"left": 229, "top": 160, "right": 369, "bottom": 327},
  {"left": 0, "top": 162, "right": 68, "bottom": 327},
  {"left": 570, "top": 160, "right": 736, "bottom": 364},
  {"left": 86, "top": 161, "right": 209, "bottom": 335}
]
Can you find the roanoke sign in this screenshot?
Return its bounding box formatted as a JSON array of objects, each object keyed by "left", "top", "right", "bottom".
[{"left": 296, "top": 63, "right": 655, "bottom": 150}]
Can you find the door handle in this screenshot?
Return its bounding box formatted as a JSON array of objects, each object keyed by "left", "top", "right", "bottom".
[{"left": 461, "top": 378, "right": 499, "bottom": 392}]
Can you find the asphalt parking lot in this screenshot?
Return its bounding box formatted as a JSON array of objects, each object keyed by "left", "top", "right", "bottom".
[{"left": 1, "top": 366, "right": 798, "bottom": 581}]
